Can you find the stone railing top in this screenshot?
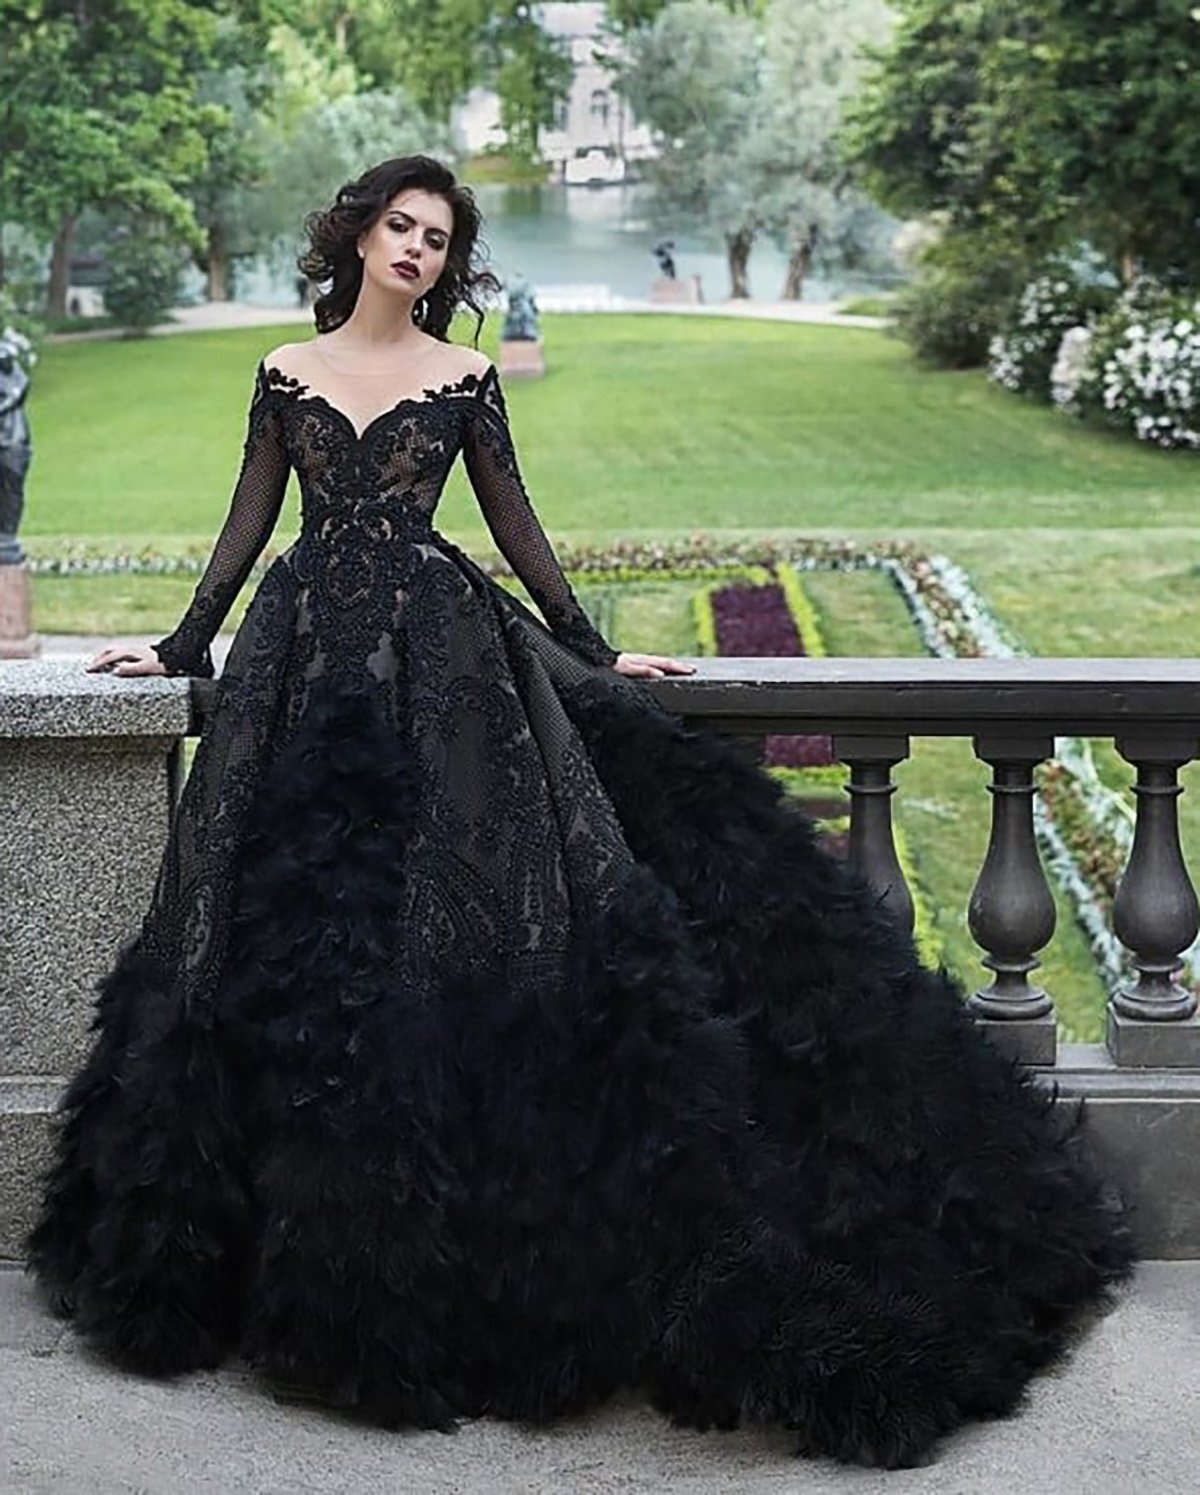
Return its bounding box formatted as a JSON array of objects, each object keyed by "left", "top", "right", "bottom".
[
  {"left": 640, "top": 657, "right": 1200, "bottom": 738},
  {"left": 0, "top": 659, "right": 192, "bottom": 739},
  {"left": 5, "top": 655, "right": 1200, "bottom": 743}
]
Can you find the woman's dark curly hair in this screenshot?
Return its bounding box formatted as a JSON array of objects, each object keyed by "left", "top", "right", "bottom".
[{"left": 296, "top": 155, "right": 502, "bottom": 343}]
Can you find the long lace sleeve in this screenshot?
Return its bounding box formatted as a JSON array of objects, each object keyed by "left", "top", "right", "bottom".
[
  {"left": 151, "top": 361, "right": 290, "bottom": 677},
  {"left": 462, "top": 365, "right": 619, "bottom": 668}
]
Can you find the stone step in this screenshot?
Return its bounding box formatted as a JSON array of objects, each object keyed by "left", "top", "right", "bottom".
[{"left": 2, "top": 1262, "right": 1196, "bottom": 1492}]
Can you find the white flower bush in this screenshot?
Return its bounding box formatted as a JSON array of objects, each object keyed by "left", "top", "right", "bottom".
[
  {"left": 988, "top": 267, "right": 1111, "bottom": 400},
  {"left": 1050, "top": 325, "right": 1092, "bottom": 411},
  {"left": 1075, "top": 278, "right": 1200, "bottom": 450}
]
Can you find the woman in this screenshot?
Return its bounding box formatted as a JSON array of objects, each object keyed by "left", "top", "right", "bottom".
[{"left": 25, "top": 155, "right": 1134, "bottom": 1469}]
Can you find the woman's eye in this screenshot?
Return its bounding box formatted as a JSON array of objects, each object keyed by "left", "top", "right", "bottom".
[{"left": 389, "top": 220, "right": 444, "bottom": 249}]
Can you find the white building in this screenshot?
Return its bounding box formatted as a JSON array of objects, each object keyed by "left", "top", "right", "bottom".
[{"left": 452, "top": 2, "right": 658, "bottom": 180}]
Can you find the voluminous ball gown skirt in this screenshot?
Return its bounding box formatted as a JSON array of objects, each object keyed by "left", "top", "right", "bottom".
[{"left": 24, "top": 357, "right": 1134, "bottom": 1469}]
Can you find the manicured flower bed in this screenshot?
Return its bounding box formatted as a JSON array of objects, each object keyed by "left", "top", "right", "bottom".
[{"left": 707, "top": 577, "right": 834, "bottom": 769}]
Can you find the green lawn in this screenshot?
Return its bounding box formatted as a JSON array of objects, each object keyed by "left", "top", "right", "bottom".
[
  {"left": 25, "top": 314, "right": 1200, "bottom": 660},
  {"left": 22, "top": 314, "right": 1200, "bottom": 1038},
  {"left": 24, "top": 312, "right": 1198, "bottom": 545}
]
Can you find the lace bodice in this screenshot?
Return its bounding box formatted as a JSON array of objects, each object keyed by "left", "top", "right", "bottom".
[{"left": 150, "top": 356, "right": 620, "bottom": 676}]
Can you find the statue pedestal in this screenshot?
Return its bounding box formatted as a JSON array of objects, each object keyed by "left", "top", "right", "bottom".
[
  {"left": 0, "top": 562, "right": 39, "bottom": 659},
  {"left": 499, "top": 338, "right": 545, "bottom": 380},
  {"left": 650, "top": 275, "right": 703, "bottom": 305}
]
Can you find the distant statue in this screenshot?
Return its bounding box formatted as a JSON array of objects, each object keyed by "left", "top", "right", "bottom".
[
  {"left": 0, "top": 330, "right": 33, "bottom": 566},
  {"left": 502, "top": 276, "right": 540, "bottom": 342},
  {"left": 653, "top": 240, "right": 677, "bottom": 279}
]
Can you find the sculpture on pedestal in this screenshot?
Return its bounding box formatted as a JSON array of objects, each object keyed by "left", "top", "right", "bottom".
[
  {"left": 499, "top": 274, "right": 545, "bottom": 379},
  {"left": 0, "top": 330, "right": 32, "bottom": 566},
  {"left": 502, "top": 275, "right": 540, "bottom": 342},
  {"left": 650, "top": 239, "right": 701, "bottom": 305},
  {"left": 0, "top": 327, "right": 39, "bottom": 656}
]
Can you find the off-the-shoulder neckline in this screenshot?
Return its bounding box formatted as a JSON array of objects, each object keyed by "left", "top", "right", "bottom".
[{"left": 256, "top": 357, "right": 498, "bottom": 445}]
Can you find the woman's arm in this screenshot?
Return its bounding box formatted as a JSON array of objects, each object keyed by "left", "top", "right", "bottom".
[
  {"left": 461, "top": 364, "right": 619, "bottom": 667},
  {"left": 151, "top": 362, "right": 291, "bottom": 677}
]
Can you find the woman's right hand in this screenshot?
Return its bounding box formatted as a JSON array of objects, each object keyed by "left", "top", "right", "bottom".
[{"left": 85, "top": 644, "right": 170, "bottom": 677}]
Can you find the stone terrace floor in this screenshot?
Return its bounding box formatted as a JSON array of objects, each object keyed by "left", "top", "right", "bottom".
[{"left": 2, "top": 1262, "right": 1198, "bottom": 1494}]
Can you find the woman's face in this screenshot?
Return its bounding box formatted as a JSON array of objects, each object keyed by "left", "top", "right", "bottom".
[{"left": 357, "top": 189, "right": 454, "bottom": 308}]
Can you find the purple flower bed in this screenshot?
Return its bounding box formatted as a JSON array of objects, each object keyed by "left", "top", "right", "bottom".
[
  {"left": 710, "top": 581, "right": 835, "bottom": 768},
  {"left": 710, "top": 584, "right": 801, "bottom": 656}
]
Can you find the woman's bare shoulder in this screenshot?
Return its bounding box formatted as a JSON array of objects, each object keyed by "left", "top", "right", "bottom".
[
  {"left": 260, "top": 341, "right": 311, "bottom": 378},
  {"left": 428, "top": 340, "right": 492, "bottom": 384},
  {"left": 456, "top": 345, "right": 493, "bottom": 376}
]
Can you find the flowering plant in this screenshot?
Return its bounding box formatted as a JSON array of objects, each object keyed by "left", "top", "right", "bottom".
[
  {"left": 1074, "top": 277, "right": 1200, "bottom": 450},
  {"left": 987, "top": 262, "right": 1112, "bottom": 401},
  {"left": 1050, "top": 326, "right": 1093, "bottom": 412}
]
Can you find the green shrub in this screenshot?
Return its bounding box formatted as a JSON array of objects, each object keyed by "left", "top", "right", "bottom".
[
  {"left": 102, "top": 226, "right": 184, "bottom": 336},
  {"left": 890, "top": 234, "right": 1031, "bottom": 370}
]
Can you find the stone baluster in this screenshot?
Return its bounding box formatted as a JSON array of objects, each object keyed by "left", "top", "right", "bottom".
[
  {"left": 1107, "top": 733, "right": 1200, "bottom": 1067},
  {"left": 966, "top": 734, "right": 1057, "bottom": 1065},
  {"left": 831, "top": 734, "right": 914, "bottom": 935}
]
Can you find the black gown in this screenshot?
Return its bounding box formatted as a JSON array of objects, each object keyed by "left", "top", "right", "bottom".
[{"left": 25, "top": 355, "right": 1134, "bottom": 1468}]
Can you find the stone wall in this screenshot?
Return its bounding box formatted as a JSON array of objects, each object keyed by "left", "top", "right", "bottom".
[{"left": 0, "top": 660, "right": 190, "bottom": 1258}]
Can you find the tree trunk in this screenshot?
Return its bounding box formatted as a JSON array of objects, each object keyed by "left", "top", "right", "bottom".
[
  {"left": 726, "top": 228, "right": 753, "bottom": 299},
  {"left": 46, "top": 212, "right": 78, "bottom": 321},
  {"left": 1119, "top": 249, "right": 1138, "bottom": 286},
  {"left": 781, "top": 223, "right": 820, "bottom": 301},
  {"left": 206, "top": 221, "right": 231, "bottom": 302}
]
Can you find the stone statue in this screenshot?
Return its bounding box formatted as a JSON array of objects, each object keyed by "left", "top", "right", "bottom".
[
  {"left": 502, "top": 276, "right": 540, "bottom": 342},
  {"left": 653, "top": 240, "right": 677, "bottom": 279},
  {"left": 0, "top": 330, "right": 33, "bottom": 566}
]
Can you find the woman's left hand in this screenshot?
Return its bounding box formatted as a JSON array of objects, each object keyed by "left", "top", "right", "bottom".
[{"left": 610, "top": 652, "right": 697, "bottom": 679}]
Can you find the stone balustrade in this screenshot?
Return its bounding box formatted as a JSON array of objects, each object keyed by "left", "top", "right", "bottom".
[{"left": 3, "top": 656, "right": 1199, "bottom": 1260}]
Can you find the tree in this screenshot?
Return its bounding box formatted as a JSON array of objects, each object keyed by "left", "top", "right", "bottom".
[
  {"left": 186, "top": 10, "right": 302, "bottom": 304},
  {"left": 607, "top": 0, "right": 765, "bottom": 296},
  {"left": 1028, "top": 0, "right": 1200, "bottom": 283},
  {"left": 0, "top": 0, "right": 232, "bottom": 317},
  {"left": 346, "top": 0, "right": 490, "bottom": 125},
  {"left": 358, "top": 0, "right": 576, "bottom": 163},
  {"left": 605, "top": 0, "right": 769, "bottom": 26},
  {"left": 846, "top": 0, "right": 1200, "bottom": 285},
  {"left": 488, "top": 4, "right": 575, "bottom": 165},
  {"left": 748, "top": 0, "right": 895, "bottom": 299},
  {"left": 190, "top": 17, "right": 366, "bottom": 304}
]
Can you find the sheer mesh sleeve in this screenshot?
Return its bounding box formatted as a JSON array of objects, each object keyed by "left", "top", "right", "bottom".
[
  {"left": 462, "top": 365, "right": 619, "bottom": 668},
  {"left": 151, "top": 361, "right": 291, "bottom": 678}
]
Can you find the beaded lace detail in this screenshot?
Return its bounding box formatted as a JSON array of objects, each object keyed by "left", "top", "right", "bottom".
[
  {"left": 150, "top": 357, "right": 619, "bottom": 676},
  {"left": 139, "top": 351, "right": 629, "bottom": 1019}
]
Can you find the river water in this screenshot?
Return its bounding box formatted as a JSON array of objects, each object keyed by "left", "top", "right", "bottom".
[{"left": 226, "top": 181, "right": 898, "bottom": 308}]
